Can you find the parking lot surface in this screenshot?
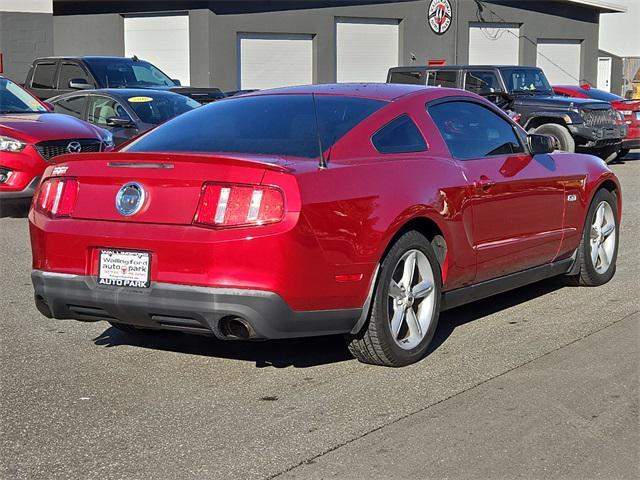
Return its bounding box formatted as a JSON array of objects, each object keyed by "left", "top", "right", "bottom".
[{"left": 1, "top": 154, "right": 638, "bottom": 480}]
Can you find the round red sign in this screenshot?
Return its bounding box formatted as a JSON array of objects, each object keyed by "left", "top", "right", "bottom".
[{"left": 428, "top": 0, "right": 453, "bottom": 35}]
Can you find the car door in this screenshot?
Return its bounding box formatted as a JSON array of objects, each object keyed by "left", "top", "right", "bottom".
[
  {"left": 86, "top": 95, "right": 139, "bottom": 145},
  {"left": 428, "top": 99, "right": 565, "bottom": 282},
  {"left": 28, "top": 61, "right": 59, "bottom": 100},
  {"left": 56, "top": 61, "right": 95, "bottom": 96},
  {"left": 50, "top": 94, "right": 88, "bottom": 120}
]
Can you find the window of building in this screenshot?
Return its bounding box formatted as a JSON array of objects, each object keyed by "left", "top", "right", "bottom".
[{"left": 372, "top": 115, "right": 427, "bottom": 154}]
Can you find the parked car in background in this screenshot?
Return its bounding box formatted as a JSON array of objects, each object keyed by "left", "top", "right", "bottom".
[
  {"left": 48, "top": 89, "right": 201, "bottom": 145},
  {"left": 388, "top": 65, "right": 624, "bottom": 162},
  {"left": 0, "top": 76, "right": 113, "bottom": 200},
  {"left": 30, "top": 84, "right": 621, "bottom": 367},
  {"left": 553, "top": 84, "right": 640, "bottom": 158},
  {"left": 24, "top": 56, "right": 227, "bottom": 104}
]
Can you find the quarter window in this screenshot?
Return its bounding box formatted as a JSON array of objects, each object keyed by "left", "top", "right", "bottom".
[
  {"left": 372, "top": 115, "right": 427, "bottom": 154},
  {"left": 32, "top": 63, "right": 57, "bottom": 89},
  {"left": 53, "top": 96, "right": 87, "bottom": 119},
  {"left": 427, "top": 70, "right": 458, "bottom": 88},
  {"left": 428, "top": 101, "right": 525, "bottom": 160}
]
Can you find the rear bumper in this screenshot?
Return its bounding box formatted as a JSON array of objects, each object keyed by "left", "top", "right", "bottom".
[{"left": 31, "top": 270, "right": 361, "bottom": 339}]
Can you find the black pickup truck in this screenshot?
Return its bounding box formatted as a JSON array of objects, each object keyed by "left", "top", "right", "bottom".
[
  {"left": 25, "top": 56, "right": 227, "bottom": 104},
  {"left": 388, "top": 65, "right": 624, "bottom": 162}
]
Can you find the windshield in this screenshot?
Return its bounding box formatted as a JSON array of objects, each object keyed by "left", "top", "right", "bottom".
[
  {"left": 0, "top": 78, "right": 48, "bottom": 114},
  {"left": 85, "top": 58, "right": 176, "bottom": 88},
  {"left": 125, "top": 94, "right": 385, "bottom": 158},
  {"left": 501, "top": 68, "right": 553, "bottom": 95},
  {"left": 125, "top": 93, "right": 200, "bottom": 124}
]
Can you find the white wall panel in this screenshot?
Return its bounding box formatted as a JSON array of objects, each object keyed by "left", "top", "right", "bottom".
[
  {"left": 469, "top": 23, "right": 520, "bottom": 65},
  {"left": 537, "top": 40, "right": 582, "bottom": 84}
]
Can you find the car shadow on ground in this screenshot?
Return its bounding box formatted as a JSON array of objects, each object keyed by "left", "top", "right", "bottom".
[
  {"left": 611, "top": 150, "right": 639, "bottom": 164},
  {"left": 0, "top": 199, "right": 31, "bottom": 218},
  {"left": 93, "top": 277, "right": 566, "bottom": 368}
]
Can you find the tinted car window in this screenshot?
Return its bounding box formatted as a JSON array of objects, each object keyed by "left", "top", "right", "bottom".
[
  {"left": 32, "top": 63, "right": 57, "bottom": 89},
  {"left": 388, "top": 71, "right": 426, "bottom": 85},
  {"left": 124, "top": 93, "right": 200, "bottom": 125},
  {"left": 52, "top": 95, "right": 87, "bottom": 119},
  {"left": 427, "top": 71, "right": 457, "bottom": 88},
  {"left": 125, "top": 95, "right": 385, "bottom": 158},
  {"left": 372, "top": 115, "right": 426, "bottom": 154},
  {"left": 87, "top": 96, "right": 130, "bottom": 126},
  {"left": 428, "top": 101, "right": 525, "bottom": 160},
  {"left": 501, "top": 68, "right": 553, "bottom": 94},
  {"left": 58, "top": 63, "right": 91, "bottom": 89},
  {"left": 465, "top": 71, "right": 502, "bottom": 95},
  {"left": 84, "top": 58, "right": 175, "bottom": 88}
]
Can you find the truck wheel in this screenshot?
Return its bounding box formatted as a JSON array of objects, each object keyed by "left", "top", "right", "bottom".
[
  {"left": 565, "top": 189, "right": 618, "bottom": 286},
  {"left": 347, "top": 231, "right": 441, "bottom": 367},
  {"left": 618, "top": 148, "right": 629, "bottom": 159},
  {"left": 534, "top": 123, "right": 575, "bottom": 152}
]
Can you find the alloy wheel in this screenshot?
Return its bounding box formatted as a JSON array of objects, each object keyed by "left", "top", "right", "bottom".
[{"left": 589, "top": 200, "right": 616, "bottom": 274}]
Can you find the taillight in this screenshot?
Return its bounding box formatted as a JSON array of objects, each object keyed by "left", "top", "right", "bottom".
[
  {"left": 194, "top": 183, "right": 285, "bottom": 228},
  {"left": 34, "top": 177, "right": 79, "bottom": 218}
]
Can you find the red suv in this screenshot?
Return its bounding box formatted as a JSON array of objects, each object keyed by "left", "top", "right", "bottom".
[
  {"left": 553, "top": 84, "right": 640, "bottom": 158},
  {"left": 0, "top": 76, "right": 114, "bottom": 199}
]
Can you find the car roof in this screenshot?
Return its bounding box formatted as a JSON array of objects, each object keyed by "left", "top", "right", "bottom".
[
  {"left": 34, "top": 56, "right": 142, "bottom": 62},
  {"left": 240, "top": 83, "right": 434, "bottom": 101}
]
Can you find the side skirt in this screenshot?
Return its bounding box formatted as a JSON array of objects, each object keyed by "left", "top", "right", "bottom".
[{"left": 440, "top": 257, "right": 574, "bottom": 311}]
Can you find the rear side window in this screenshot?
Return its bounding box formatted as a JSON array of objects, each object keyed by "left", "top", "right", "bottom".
[
  {"left": 427, "top": 70, "right": 458, "bottom": 88},
  {"left": 32, "top": 63, "right": 57, "bottom": 89},
  {"left": 428, "top": 101, "right": 524, "bottom": 160},
  {"left": 388, "top": 70, "right": 425, "bottom": 85},
  {"left": 58, "top": 63, "right": 91, "bottom": 89},
  {"left": 52, "top": 95, "right": 87, "bottom": 119},
  {"left": 125, "top": 95, "right": 385, "bottom": 158},
  {"left": 372, "top": 115, "right": 426, "bottom": 154}
]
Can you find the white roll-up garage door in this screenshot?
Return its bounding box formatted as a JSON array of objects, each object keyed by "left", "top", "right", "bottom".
[
  {"left": 238, "top": 33, "right": 314, "bottom": 90},
  {"left": 468, "top": 23, "right": 520, "bottom": 65},
  {"left": 336, "top": 18, "right": 399, "bottom": 83},
  {"left": 124, "top": 15, "right": 190, "bottom": 86},
  {"left": 537, "top": 40, "right": 582, "bottom": 85}
]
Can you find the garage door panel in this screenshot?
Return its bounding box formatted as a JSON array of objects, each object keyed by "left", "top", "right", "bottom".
[
  {"left": 124, "top": 15, "right": 190, "bottom": 86},
  {"left": 336, "top": 18, "right": 399, "bottom": 83},
  {"left": 537, "top": 40, "right": 581, "bottom": 85},
  {"left": 469, "top": 23, "right": 520, "bottom": 65},
  {"left": 239, "top": 34, "right": 313, "bottom": 90}
]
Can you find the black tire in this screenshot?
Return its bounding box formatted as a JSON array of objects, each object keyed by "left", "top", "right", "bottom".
[
  {"left": 565, "top": 189, "right": 619, "bottom": 286},
  {"left": 108, "top": 322, "right": 154, "bottom": 334},
  {"left": 618, "top": 148, "right": 629, "bottom": 159},
  {"left": 534, "top": 123, "right": 575, "bottom": 152},
  {"left": 347, "top": 231, "right": 442, "bottom": 367}
]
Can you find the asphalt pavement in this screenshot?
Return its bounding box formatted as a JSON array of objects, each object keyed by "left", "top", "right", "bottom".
[{"left": 1, "top": 153, "right": 638, "bottom": 480}]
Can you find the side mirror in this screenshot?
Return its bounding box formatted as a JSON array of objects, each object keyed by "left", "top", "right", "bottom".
[
  {"left": 528, "top": 134, "right": 556, "bottom": 154},
  {"left": 172, "top": 79, "right": 182, "bottom": 86},
  {"left": 106, "top": 116, "right": 136, "bottom": 128},
  {"left": 68, "top": 78, "right": 92, "bottom": 90}
]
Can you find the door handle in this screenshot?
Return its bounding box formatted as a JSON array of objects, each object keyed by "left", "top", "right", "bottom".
[{"left": 475, "top": 175, "right": 496, "bottom": 190}]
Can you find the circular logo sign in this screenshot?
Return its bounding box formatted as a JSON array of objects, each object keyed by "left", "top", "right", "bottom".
[
  {"left": 428, "top": 0, "right": 452, "bottom": 35},
  {"left": 66, "top": 141, "right": 82, "bottom": 154},
  {"left": 116, "top": 182, "right": 145, "bottom": 216}
]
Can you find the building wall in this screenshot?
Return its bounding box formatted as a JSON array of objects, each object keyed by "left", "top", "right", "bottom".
[
  {"left": 54, "top": 14, "right": 124, "bottom": 56},
  {"left": 0, "top": 12, "right": 53, "bottom": 82}
]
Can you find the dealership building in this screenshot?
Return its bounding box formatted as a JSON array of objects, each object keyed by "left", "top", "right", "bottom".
[{"left": 0, "top": 0, "right": 627, "bottom": 91}]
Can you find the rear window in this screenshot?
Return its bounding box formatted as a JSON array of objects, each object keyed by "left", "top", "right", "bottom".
[
  {"left": 32, "top": 63, "right": 57, "bottom": 89},
  {"left": 125, "top": 94, "right": 385, "bottom": 158}
]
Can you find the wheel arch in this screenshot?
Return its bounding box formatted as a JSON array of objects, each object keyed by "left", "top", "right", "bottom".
[{"left": 524, "top": 115, "right": 569, "bottom": 131}]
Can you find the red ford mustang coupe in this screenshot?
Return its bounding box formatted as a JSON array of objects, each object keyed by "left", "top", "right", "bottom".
[{"left": 29, "top": 84, "right": 621, "bottom": 367}]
